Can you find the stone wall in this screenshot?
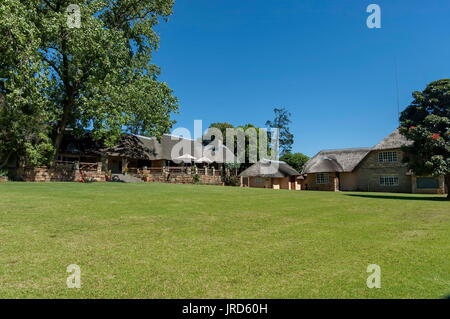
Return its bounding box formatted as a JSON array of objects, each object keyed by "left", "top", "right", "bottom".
[
  {"left": 339, "top": 172, "right": 358, "bottom": 191},
  {"left": 354, "top": 149, "right": 412, "bottom": 193},
  {"left": 411, "top": 175, "right": 446, "bottom": 194},
  {"left": 143, "top": 172, "right": 222, "bottom": 185},
  {"left": 15, "top": 167, "right": 105, "bottom": 182},
  {"left": 302, "top": 172, "right": 339, "bottom": 191}
]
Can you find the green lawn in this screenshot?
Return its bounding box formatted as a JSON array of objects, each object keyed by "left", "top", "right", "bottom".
[{"left": 0, "top": 182, "right": 449, "bottom": 299}]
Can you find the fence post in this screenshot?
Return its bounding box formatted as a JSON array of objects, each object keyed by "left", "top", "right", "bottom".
[{"left": 212, "top": 167, "right": 215, "bottom": 176}]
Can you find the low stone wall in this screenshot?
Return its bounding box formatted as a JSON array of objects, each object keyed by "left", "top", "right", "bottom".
[
  {"left": 12, "top": 167, "right": 220, "bottom": 185},
  {"left": 411, "top": 175, "right": 446, "bottom": 194},
  {"left": 143, "top": 173, "right": 222, "bottom": 185},
  {"left": 15, "top": 167, "right": 105, "bottom": 182},
  {"left": 0, "top": 176, "right": 8, "bottom": 183}
]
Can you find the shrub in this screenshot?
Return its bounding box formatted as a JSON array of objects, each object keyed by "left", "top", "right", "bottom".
[
  {"left": 223, "top": 175, "right": 240, "bottom": 186},
  {"left": 192, "top": 174, "right": 200, "bottom": 184}
]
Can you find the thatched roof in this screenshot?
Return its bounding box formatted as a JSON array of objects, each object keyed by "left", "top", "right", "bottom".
[
  {"left": 303, "top": 129, "right": 415, "bottom": 174},
  {"left": 372, "top": 129, "right": 413, "bottom": 150},
  {"left": 102, "top": 134, "right": 236, "bottom": 163},
  {"left": 239, "top": 159, "right": 300, "bottom": 178},
  {"left": 302, "top": 148, "right": 371, "bottom": 174}
]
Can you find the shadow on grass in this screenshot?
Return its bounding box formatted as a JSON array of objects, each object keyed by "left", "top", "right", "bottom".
[{"left": 345, "top": 194, "right": 448, "bottom": 201}]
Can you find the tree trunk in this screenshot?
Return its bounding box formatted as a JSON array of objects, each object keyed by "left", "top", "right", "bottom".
[
  {"left": 53, "top": 97, "right": 74, "bottom": 159},
  {"left": 445, "top": 175, "right": 450, "bottom": 200},
  {"left": 0, "top": 152, "right": 12, "bottom": 170},
  {"left": 53, "top": 38, "right": 74, "bottom": 160}
]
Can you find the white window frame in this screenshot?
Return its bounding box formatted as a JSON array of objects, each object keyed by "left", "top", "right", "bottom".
[
  {"left": 378, "top": 151, "right": 398, "bottom": 163},
  {"left": 316, "top": 173, "right": 329, "bottom": 184},
  {"left": 379, "top": 175, "right": 399, "bottom": 187}
]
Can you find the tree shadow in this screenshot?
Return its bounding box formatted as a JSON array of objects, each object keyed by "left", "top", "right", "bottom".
[{"left": 345, "top": 193, "right": 448, "bottom": 201}]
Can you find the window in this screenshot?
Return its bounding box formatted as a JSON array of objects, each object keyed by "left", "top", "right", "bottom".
[
  {"left": 379, "top": 176, "right": 399, "bottom": 187},
  {"left": 378, "top": 151, "right": 398, "bottom": 163},
  {"left": 316, "top": 173, "right": 329, "bottom": 184}
]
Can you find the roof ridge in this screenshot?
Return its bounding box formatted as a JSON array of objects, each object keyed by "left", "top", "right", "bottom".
[{"left": 319, "top": 147, "right": 372, "bottom": 152}]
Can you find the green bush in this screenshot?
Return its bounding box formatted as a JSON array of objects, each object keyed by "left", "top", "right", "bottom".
[
  {"left": 0, "top": 169, "right": 8, "bottom": 177},
  {"left": 192, "top": 174, "right": 200, "bottom": 184},
  {"left": 223, "top": 175, "right": 240, "bottom": 186}
]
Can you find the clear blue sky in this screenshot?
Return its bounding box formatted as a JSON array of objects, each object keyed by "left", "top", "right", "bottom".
[{"left": 153, "top": 0, "right": 450, "bottom": 157}]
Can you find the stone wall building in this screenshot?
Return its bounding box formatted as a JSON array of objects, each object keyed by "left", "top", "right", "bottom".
[
  {"left": 301, "top": 130, "right": 447, "bottom": 194},
  {"left": 10, "top": 132, "right": 235, "bottom": 184}
]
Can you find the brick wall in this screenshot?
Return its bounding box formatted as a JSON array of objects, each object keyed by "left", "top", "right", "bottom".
[{"left": 248, "top": 176, "right": 271, "bottom": 188}]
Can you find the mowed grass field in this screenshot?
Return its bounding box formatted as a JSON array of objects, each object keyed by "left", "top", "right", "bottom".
[{"left": 0, "top": 182, "right": 449, "bottom": 299}]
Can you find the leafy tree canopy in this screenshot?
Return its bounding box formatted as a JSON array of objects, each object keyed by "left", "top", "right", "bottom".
[
  {"left": 280, "top": 152, "right": 309, "bottom": 173},
  {"left": 0, "top": 0, "right": 178, "bottom": 168},
  {"left": 399, "top": 79, "right": 450, "bottom": 199},
  {"left": 207, "top": 122, "right": 271, "bottom": 169}
]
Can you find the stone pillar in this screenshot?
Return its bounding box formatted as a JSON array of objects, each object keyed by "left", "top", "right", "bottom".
[
  {"left": 97, "top": 162, "right": 102, "bottom": 173},
  {"left": 205, "top": 167, "right": 208, "bottom": 176},
  {"left": 122, "top": 158, "right": 128, "bottom": 173},
  {"left": 411, "top": 175, "right": 417, "bottom": 194}
]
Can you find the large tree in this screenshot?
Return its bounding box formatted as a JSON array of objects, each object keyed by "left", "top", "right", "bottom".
[
  {"left": 280, "top": 152, "right": 309, "bottom": 173},
  {"left": 206, "top": 122, "right": 271, "bottom": 169},
  {"left": 0, "top": 0, "right": 55, "bottom": 169},
  {"left": 265, "top": 107, "right": 294, "bottom": 156},
  {"left": 399, "top": 79, "right": 450, "bottom": 199},
  {"left": 0, "top": 0, "right": 178, "bottom": 168}
]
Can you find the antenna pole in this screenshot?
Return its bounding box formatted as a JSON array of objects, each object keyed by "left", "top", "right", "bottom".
[{"left": 394, "top": 56, "right": 400, "bottom": 122}]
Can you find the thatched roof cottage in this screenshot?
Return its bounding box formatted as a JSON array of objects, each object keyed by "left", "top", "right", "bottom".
[
  {"left": 239, "top": 159, "right": 302, "bottom": 190},
  {"left": 302, "top": 130, "right": 446, "bottom": 194}
]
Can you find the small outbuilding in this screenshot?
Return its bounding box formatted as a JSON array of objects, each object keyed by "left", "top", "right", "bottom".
[{"left": 239, "top": 159, "right": 301, "bottom": 190}]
